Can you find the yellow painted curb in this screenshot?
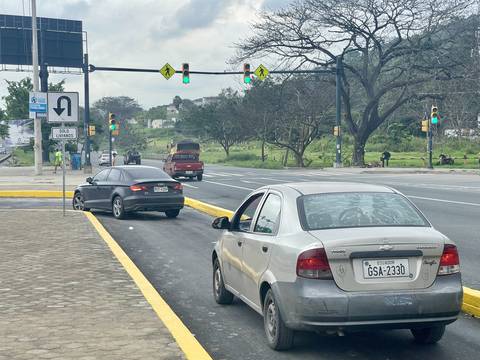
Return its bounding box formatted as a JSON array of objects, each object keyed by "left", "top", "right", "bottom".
[
  {"left": 0, "top": 190, "right": 74, "bottom": 198},
  {"left": 184, "top": 197, "right": 234, "bottom": 219},
  {"left": 463, "top": 287, "right": 480, "bottom": 317},
  {"left": 83, "top": 212, "right": 212, "bottom": 360}
]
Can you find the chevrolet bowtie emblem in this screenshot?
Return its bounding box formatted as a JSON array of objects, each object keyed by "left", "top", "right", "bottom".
[{"left": 379, "top": 244, "right": 394, "bottom": 251}]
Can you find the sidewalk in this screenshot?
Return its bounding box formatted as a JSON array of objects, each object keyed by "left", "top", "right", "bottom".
[
  {"left": 0, "top": 166, "right": 95, "bottom": 191},
  {"left": 0, "top": 209, "right": 185, "bottom": 360}
]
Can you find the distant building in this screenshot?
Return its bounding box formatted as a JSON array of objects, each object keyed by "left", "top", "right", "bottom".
[
  {"left": 151, "top": 119, "right": 175, "bottom": 129},
  {"left": 192, "top": 96, "right": 219, "bottom": 107},
  {"left": 444, "top": 128, "right": 479, "bottom": 139}
]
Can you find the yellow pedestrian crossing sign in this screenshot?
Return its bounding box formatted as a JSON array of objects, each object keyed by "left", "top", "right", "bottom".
[
  {"left": 160, "top": 63, "right": 175, "bottom": 80},
  {"left": 254, "top": 64, "right": 269, "bottom": 81}
]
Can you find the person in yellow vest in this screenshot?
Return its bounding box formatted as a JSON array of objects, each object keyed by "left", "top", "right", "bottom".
[{"left": 54, "top": 149, "right": 63, "bottom": 174}]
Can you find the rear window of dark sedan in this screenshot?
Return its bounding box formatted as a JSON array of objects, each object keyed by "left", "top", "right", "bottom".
[
  {"left": 125, "top": 167, "right": 169, "bottom": 180},
  {"left": 298, "top": 192, "right": 429, "bottom": 230}
]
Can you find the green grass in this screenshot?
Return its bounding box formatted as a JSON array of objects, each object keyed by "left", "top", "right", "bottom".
[
  {"left": 12, "top": 148, "right": 34, "bottom": 166},
  {"left": 141, "top": 129, "right": 480, "bottom": 169}
]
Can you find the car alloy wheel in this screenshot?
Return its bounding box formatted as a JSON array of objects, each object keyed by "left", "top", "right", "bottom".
[
  {"left": 112, "top": 196, "right": 126, "bottom": 219},
  {"left": 73, "top": 193, "right": 86, "bottom": 211}
]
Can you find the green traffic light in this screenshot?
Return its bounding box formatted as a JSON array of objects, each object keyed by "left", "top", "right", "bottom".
[
  {"left": 183, "top": 76, "right": 190, "bottom": 84},
  {"left": 431, "top": 116, "right": 438, "bottom": 124},
  {"left": 244, "top": 76, "right": 251, "bottom": 84}
]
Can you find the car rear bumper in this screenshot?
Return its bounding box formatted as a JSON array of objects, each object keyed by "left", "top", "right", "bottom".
[
  {"left": 123, "top": 194, "right": 184, "bottom": 212},
  {"left": 272, "top": 273, "right": 463, "bottom": 331},
  {"left": 174, "top": 170, "right": 203, "bottom": 177}
]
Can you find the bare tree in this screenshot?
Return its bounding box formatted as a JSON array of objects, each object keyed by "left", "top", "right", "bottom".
[
  {"left": 234, "top": 0, "right": 475, "bottom": 165},
  {"left": 257, "top": 77, "right": 335, "bottom": 167}
]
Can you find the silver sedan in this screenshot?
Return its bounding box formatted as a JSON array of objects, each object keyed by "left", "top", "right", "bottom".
[{"left": 211, "top": 182, "right": 462, "bottom": 350}]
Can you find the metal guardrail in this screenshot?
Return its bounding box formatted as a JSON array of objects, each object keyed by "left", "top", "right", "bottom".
[{"left": 0, "top": 153, "right": 12, "bottom": 165}]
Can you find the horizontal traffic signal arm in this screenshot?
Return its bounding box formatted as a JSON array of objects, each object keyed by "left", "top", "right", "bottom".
[{"left": 88, "top": 65, "right": 335, "bottom": 76}]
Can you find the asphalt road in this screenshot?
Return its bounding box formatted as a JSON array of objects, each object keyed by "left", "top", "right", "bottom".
[
  {"left": 143, "top": 160, "right": 480, "bottom": 289},
  {"left": 97, "top": 207, "right": 480, "bottom": 360},
  {"left": 3, "top": 162, "right": 480, "bottom": 359}
]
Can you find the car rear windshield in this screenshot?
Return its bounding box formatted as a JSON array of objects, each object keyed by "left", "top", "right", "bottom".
[
  {"left": 172, "top": 154, "right": 198, "bottom": 161},
  {"left": 126, "top": 167, "right": 169, "bottom": 180},
  {"left": 299, "top": 192, "right": 429, "bottom": 230}
]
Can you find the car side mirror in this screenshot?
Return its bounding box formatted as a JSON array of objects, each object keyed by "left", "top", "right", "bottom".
[
  {"left": 212, "top": 216, "right": 230, "bottom": 230},
  {"left": 86, "top": 177, "right": 93, "bottom": 184}
]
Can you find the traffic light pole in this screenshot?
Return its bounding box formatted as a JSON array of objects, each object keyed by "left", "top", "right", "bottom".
[
  {"left": 109, "top": 128, "right": 113, "bottom": 167},
  {"left": 83, "top": 53, "right": 92, "bottom": 173},
  {"left": 427, "top": 112, "right": 433, "bottom": 169},
  {"left": 334, "top": 57, "right": 343, "bottom": 168}
]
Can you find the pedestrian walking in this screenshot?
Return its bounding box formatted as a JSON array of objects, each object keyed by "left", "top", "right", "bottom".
[
  {"left": 381, "top": 150, "right": 391, "bottom": 167},
  {"left": 53, "top": 149, "right": 63, "bottom": 174}
]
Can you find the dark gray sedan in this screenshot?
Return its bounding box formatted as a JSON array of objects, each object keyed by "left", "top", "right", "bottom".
[{"left": 73, "top": 166, "right": 184, "bottom": 219}]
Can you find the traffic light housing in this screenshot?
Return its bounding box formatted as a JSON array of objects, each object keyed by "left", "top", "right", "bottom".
[
  {"left": 109, "top": 113, "right": 117, "bottom": 131},
  {"left": 421, "top": 120, "right": 429, "bottom": 132},
  {"left": 182, "top": 63, "right": 190, "bottom": 84},
  {"left": 431, "top": 105, "right": 439, "bottom": 125},
  {"left": 243, "top": 63, "right": 251, "bottom": 84},
  {"left": 333, "top": 126, "right": 340, "bottom": 137}
]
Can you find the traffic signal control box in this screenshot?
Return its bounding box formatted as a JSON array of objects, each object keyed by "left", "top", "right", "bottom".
[
  {"left": 421, "top": 120, "right": 429, "bottom": 132},
  {"left": 333, "top": 126, "right": 340, "bottom": 137},
  {"left": 88, "top": 125, "right": 96, "bottom": 136}
]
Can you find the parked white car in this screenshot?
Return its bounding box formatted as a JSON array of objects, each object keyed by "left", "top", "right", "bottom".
[{"left": 211, "top": 182, "right": 462, "bottom": 350}]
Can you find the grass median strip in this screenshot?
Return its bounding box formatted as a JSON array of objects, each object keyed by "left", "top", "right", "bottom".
[{"left": 84, "top": 211, "right": 213, "bottom": 360}]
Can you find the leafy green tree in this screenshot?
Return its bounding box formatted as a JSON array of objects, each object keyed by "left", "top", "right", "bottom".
[
  {"left": 3, "top": 78, "right": 32, "bottom": 119},
  {"left": 0, "top": 108, "right": 8, "bottom": 139},
  {"left": 234, "top": 0, "right": 475, "bottom": 165}
]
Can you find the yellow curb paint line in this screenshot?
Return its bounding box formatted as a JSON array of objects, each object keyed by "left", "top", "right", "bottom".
[
  {"left": 185, "top": 197, "right": 480, "bottom": 319},
  {"left": 0, "top": 190, "right": 74, "bottom": 198},
  {"left": 83, "top": 211, "right": 212, "bottom": 360},
  {"left": 184, "top": 197, "right": 234, "bottom": 219},
  {"left": 463, "top": 287, "right": 480, "bottom": 317}
]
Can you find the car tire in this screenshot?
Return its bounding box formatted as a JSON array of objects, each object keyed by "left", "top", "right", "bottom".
[
  {"left": 136, "top": 159, "right": 141, "bottom": 165},
  {"left": 165, "top": 209, "right": 180, "bottom": 218},
  {"left": 112, "top": 196, "right": 126, "bottom": 219},
  {"left": 263, "top": 289, "right": 294, "bottom": 351},
  {"left": 72, "top": 192, "right": 90, "bottom": 211},
  {"left": 411, "top": 325, "right": 445, "bottom": 344},
  {"left": 197, "top": 174, "right": 203, "bottom": 181},
  {"left": 213, "top": 258, "right": 234, "bottom": 305}
]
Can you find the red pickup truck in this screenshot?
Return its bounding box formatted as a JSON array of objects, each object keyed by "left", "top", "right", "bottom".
[{"left": 163, "top": 153, "right": 204, "bottom": 181}]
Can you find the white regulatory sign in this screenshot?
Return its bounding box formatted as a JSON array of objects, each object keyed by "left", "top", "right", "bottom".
[
  {"left": 47, "top": 92, "right": 79, "bottom": 123},
  {"left": 51, "top": 127, "right": 78, "bottom": 140}
]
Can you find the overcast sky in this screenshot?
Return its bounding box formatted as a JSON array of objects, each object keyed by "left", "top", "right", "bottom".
[{"left": 0, "top": 0, "right": 291, "bottom": 110}]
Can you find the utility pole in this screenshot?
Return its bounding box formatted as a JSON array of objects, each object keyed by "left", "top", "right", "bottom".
[
  {"left": 334, "top": 57, "right": 343, "bottom": 168},
  {"left": 426, "top": 111, "right": 434, "bottom": 169},
  {"left": 31, "top": 0, "right": 42, "bottom": 175},
  {"left": 83, "top": 53, "right": 92, "bottom": 173}
]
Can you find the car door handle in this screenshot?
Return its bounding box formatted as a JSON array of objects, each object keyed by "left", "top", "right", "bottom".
[
  {"left": 237, "top": 241, "right": 243, "bottom": 247},
  {"left": 262, "top": 246, "right": 269, "bottom": 253}
]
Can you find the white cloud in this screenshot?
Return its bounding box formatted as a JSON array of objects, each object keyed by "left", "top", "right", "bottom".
[{"left": 0, "top": 0, "right": 290, "bottom": 110}]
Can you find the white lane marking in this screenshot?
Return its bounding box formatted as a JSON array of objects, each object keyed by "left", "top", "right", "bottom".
[
  {"left": 182, "top": 183, "right": 198, "bottom": 189},
  {"left": 258, "top": 177, "right": 288, "bottom": 182},
  {"left": 202, "top": 174, "right": 213, "bottom": 178},
  {"left": 206, "top": 172, "right": 231, "bottom": 177},
  {"left": 204, "top": 180, "right": 255, "bottom": 191},
  {"left": 408, "top": 195, "right": 480, "bottom": 207},
  {"left": 241, "top": 180, "right": 268, "bottom": 185}
]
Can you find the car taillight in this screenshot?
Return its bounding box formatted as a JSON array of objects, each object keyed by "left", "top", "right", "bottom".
[
  {"left": 130, "top": 184, "right": 148, "bottom": 192},
  {"left": 173, "top": 183, "right": 183, "bottom": 191},
  {"left": 296, "top": 248, "right": 332, "bottom": 279},
  {"left": 438, "top": 244, "right": 460, "bottom": 275}
]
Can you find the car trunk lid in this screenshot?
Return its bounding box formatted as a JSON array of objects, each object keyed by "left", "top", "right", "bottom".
[
  {"left": 308, "top": 227, "right": 444, "bottom": 291},
  {"left": 130, "top": 180, "right": 182, "bottom": 196}
]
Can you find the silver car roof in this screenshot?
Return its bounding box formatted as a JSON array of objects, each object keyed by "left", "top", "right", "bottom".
[{"left": 266, "top": 181, "right": 395, "bottom": 195}]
